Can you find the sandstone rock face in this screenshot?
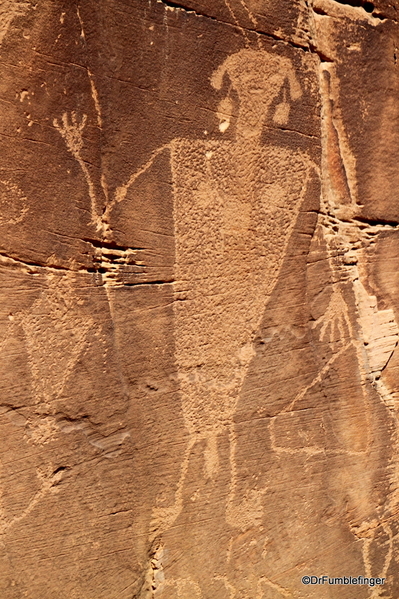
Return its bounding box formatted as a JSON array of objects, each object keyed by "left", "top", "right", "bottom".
[{"left": 0, "top": 0, "right": 398, "bottom": 597}]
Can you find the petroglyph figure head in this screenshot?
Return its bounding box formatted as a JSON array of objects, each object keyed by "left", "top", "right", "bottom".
[{"left": 211, "top": 48, "right": 302, "bottom": 141}]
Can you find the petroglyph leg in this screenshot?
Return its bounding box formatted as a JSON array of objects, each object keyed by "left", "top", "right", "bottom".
[
  {"left": 223, "top": 0, "right": 250, "bottom": 44},
  {"left": 352, "top": 520, "right": 393, "bottom": 599},
  {"left": 257, "top": 576, "right": 292, "bottom": 599},
  {"left": 238, "top": 0, "right": 257, "bottom": 26},
  {"left": 226, "top": 424, "right": 266, "bottom": 529},
  {"left": 203, "top": 432, "right": 219, "bottom": 479},
  {"left": 150, "top": 436, "right": 196, "bottom": 539},
  {"left": 286, "top": 341, "right": 352, "bottom": 413},
  {"left": 0, "top": 180, "right": 28, "bottom": 225},
  {"left": 214, "top": 576, "right": 237, "bottom": 599},
  {"left": 20, "top": 274, "right": 93, "bottom": 414}
]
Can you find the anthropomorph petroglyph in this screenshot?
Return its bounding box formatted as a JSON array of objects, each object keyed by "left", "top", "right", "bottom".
[
  {"left": 270, "top": 60, "right": 398, "bottom": 456},
  {"left": 21, "top": 274, "right": 94, "bottom": 408},
  {"left": 142, "top": 48, "right": 318, "bottom": 537},
  {"left": 0, "top": 179, "right": 28, "bottom": 225},
  {"left": 0, "top": 0, "right": 31, "bottom": 48},
  {"left": 0, "top": 273, "right": 94, "bottom": 444},
  {"left": 268, "top": 58, "right": 399, "bottom": 588}
]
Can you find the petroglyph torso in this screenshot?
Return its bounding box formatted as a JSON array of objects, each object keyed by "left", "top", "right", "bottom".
[{"left": 171, "top": 137, "right": 313, "bottom": 437}]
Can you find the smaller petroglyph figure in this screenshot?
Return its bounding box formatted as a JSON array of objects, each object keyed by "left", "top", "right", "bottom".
[
  {"left": 21, "top": 274, "right": 93, "bottom": 406},
  {"left": 270, "top": 55, "right": 399, "bottom": 467},
  {"left": 268, "top": 59, "right": 399, "bottom": 586},
  {"left": 0, "top": 179, "right": 28, "bottom": 226},
  {"left": 0, "top": 0, "right": 31, "bottom": 48},
  {"left": 0, "top": 273, "right": 94, "bottom": 443}
]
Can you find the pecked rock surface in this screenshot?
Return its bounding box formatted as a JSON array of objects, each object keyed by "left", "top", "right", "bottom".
[{"left": 0, "top": 0, "right": 398, "bottom": 597}]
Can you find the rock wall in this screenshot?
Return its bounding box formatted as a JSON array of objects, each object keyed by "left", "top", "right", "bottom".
[{"left": 0, "top": 0, "right": 398, "bottom": 597}]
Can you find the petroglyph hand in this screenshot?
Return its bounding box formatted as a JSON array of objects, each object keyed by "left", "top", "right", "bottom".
[
  {"left": 312, "top": 286, "right": 352, "bottom": 344},
  {"left": 53, "top": 111, "right": 88, "bottom": 160}
]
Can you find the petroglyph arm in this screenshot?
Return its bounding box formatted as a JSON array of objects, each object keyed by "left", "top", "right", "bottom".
[
  {"left": 53, "top": 111, "right": 101, "bottom": 230},
  {"left": 108, "top": 144, "right": 172, "bottom": 212}
]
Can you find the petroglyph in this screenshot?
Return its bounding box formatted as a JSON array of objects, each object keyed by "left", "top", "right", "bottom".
[
  {"left": 144, "top": 48, "right": 318, "bottom": 538},
  {"left": 264, "top": 69, "right": 399, "bottom": 599},
  {"left": 81, "top": 48, "right": 315, "bottom": 532},
  {"left": 0, "top": 465, "right": 65, "bottom": 536},
  {"left": 88, "top": 68, "right": 103, "bottom": 129},
  {"left": 0, "top": 0, "right": 31, "bottom": 49},
  {"left": 238, "top": 0, "right": 257, "bottom": 27},
  {"left": 320, "top": 62, "right": 359, "bottom": 214},
  {"left": 21, "top": 274, "right": 93, "bottom": 409},
  {"left": 224, "top": 0, "right": 244, "bottom": 30},
  {"left": 351, "top": 520, "right": 394, "bottom": 599},
  {"left": 53, "top": 112, "right": 100, "bottom": 231},
  {"left": 267, "top": 286, "right": 356, "bottom": 460},
  {"left": 226, "top": 484, "right": 267, "bottom": 530},
  {"left": 222, "top": 0, "right": 258, "bottom": 48},
  {"left": 0, "top": 180, "right": 28, "bottom": 226},
  {"left": 319, "top": 58, "right": 399, "bottom": 447},
  {"left": 0, "top": 274, "right": 94, "bottom": 444},
  {"left": 313, "top": 286, "right": 352, "bottom": 343},
  {"left": 163, "top": 577, "right": 203, "bottom": 599},
  {"left": 214, "top": 576, "right": 237, "bottom": 599},
  {"left": 256, "top": 576, "right": 292, "bottom": 598},
  {"left": 150, "top": 436, "right": 194, "bottom": 539},
  {"left": 3, "top": 0, "right": 399, "bottom": 597},
  {"left": 282, "top": 56, "right": 399, "bottom": 585},
  {"left": 53, "top": 63, "right": 161, "bottom": 269},
  {"left": 270, "top": 50, "right": 399, "bottom": 460}
]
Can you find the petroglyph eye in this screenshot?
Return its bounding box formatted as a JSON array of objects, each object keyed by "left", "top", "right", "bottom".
[
  {"left": 194, "top": 180, "right": 219, "bottom": 209},
  {"left": 248, "top": 87, "right": 263, "bottom": 95}
]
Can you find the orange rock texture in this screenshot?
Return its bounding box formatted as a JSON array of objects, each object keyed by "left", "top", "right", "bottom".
[{"left": 0, "top": 0, "right": 398, "bottom": 597}]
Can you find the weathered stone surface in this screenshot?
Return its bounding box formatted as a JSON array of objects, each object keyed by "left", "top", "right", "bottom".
[{"left": 0, "top": 0, "right": 399, "bottom": 598}]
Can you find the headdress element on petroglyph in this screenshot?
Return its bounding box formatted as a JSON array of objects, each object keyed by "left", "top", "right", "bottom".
[{"left": 210, "top": 49, "right": 302, "bottom": 136}]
